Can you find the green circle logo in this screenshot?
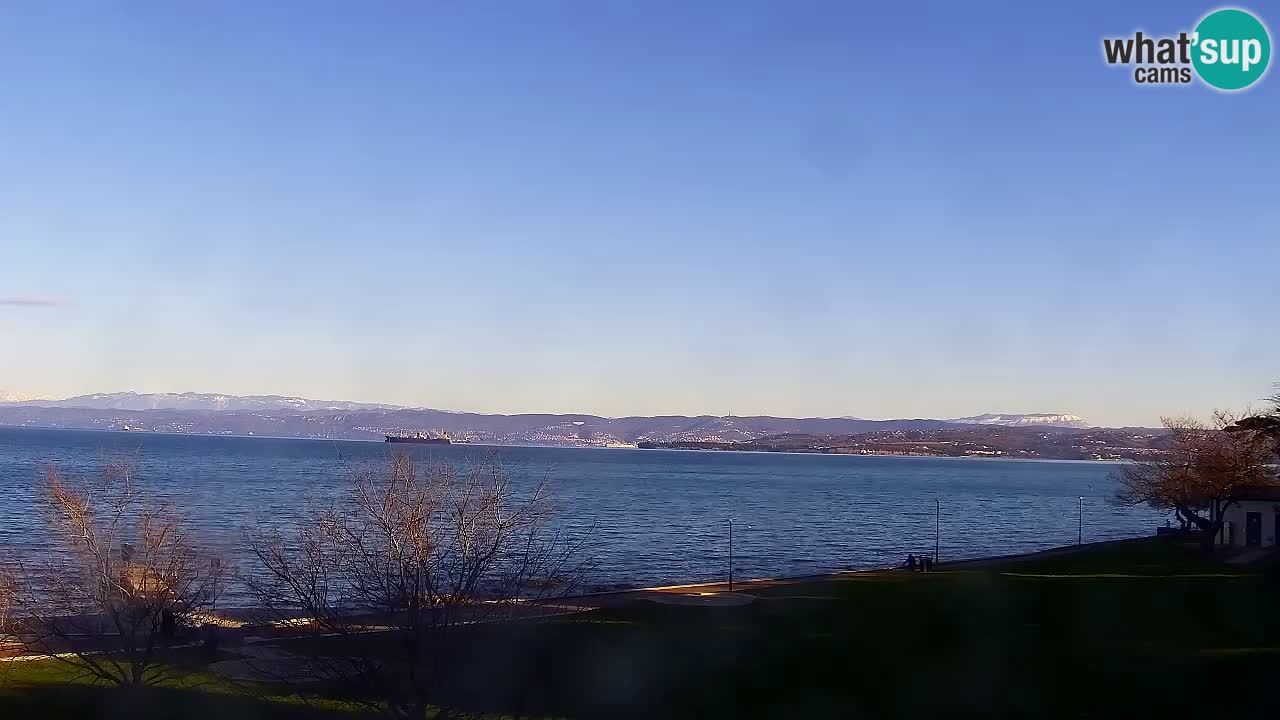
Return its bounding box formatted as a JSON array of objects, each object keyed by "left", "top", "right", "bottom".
[{"left": 1192, "top": 8, "right": 1271, "bottom": 90}]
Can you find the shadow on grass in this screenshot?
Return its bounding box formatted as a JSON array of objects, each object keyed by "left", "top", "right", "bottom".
[
  {"left": 7, "top": 539, "right": 1280, "bottom": 719},
  {"left": 0, "top": 683, "right": 354, "bottom": 720}
]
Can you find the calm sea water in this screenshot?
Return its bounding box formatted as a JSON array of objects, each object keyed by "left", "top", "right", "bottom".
[{"left": 0, "top": 428, "right": 1165, "bottom": 600}]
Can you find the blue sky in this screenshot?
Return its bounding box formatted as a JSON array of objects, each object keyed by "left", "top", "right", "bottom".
[{"left": 1, "top": 1, "right": 1276, "bottom": 426}]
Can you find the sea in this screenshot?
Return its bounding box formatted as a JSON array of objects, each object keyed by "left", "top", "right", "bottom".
[{"left": 0, "top": 427, "right": 1166, "bottom": 601}]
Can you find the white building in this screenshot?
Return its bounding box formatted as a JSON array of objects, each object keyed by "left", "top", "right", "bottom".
[{"left": 1216, "top": 487, "right": 1280, "bottom": 548}]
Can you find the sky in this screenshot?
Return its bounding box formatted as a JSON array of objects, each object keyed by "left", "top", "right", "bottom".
[{"left": 1, "top": 1, "right": 1277, "bottom": 427}]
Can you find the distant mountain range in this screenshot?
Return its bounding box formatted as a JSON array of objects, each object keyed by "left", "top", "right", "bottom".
[
  {"left": 0, "top": 390, "right": 1106, "bottom": 448},
  {"left": 1, "top": 391, "right": 402, "bottom": 413},
  {"left": 947, "top": 413, "right": 1090, "bottom": 429}
]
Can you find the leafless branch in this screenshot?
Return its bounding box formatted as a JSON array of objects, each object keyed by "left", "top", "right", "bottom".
[
  {"left": 4, "top": 461, "right": 227, "bottom": 685},
  {"left": 1113, "top": 413, "right": 1279, "bottom": 548},
  {"left": 243, "top": 449, "right": 592, "bottom": 719}
]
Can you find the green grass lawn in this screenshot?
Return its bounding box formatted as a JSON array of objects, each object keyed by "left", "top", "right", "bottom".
[
  {"left": 0, "top": 650, "right": 352, "bottom": 720},
  {"left": 5, "top": 538, "right": 1278, "bottom": 719}
]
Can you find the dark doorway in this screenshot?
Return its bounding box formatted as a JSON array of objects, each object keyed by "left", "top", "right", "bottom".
[{"left": 1245, "top": 512, "right": 1262, "bottom": 547}]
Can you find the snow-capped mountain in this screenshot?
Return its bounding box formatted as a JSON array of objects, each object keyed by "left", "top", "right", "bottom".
[
  {"left": 5, "top": 391, "right": 402, "bottom": 413},
  {"left": 948, "top": 413, "right": 1090, "bottom": 429},
  {"left": 0, "top": 389, "right": 45, "bottom": 403}
]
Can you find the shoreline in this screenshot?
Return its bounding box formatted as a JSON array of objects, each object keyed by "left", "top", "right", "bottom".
[
  {"left": 571, "top": 534, "right": 1163, "bottom": 601},
  {"left": 1, "top": 535, "right": 1162, "bottom": 661}
]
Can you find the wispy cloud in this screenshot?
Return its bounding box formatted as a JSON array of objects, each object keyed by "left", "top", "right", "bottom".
[{"left": 0, "top": 296, "right": 68, "bottom": 308}]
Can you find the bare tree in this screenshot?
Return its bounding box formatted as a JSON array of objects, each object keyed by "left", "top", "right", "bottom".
[
  {"left": 0, "top": 562, "right": 15, "bottom": 655},
  {"left": 245, "top": 449, "right": 590, "bottom": 719},
  {"left": 2, "top": 461, "right": 227, "bottom": 685},
  {"left": 1114, "top": 413, "right": 1279, "bottom": 548},
  {"left": 1225, "top": 383, "right": 1280, "bottom": 449}
]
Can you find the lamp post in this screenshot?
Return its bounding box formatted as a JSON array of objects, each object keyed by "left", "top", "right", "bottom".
[
  {"left": 934, "top": 498, "right": 940, "bottom": 565},
  {"left": 1078, "top": 496, "right": 1083, "bottom": 545},
  {"left": 728, "top": 518, "right": 734, "bottom": 592}
]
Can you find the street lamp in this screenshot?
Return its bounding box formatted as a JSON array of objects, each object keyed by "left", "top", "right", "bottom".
[
  {"left": 934, "top": 498, "right": 940, "bottom": 565},
  {"left": 1078, "top": 496, "right": 1084, "bottom": 545},
  {"left": 728, "top": 518, "right": 734, "bottom": 592}
]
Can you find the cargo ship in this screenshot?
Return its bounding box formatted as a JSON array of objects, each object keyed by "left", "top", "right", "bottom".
[{"left": 384, "top": 433, "right": 451, "bottom": 445}]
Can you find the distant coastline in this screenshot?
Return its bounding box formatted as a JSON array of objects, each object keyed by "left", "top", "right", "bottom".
[
  {"left": 0, "top": 425, "right": 1129, "bottom": 463},
  {"left": 634, "top": 432, "right": 1164, "bottom": 462},
  {"left": 625, "top": 443, "right": 1127, "bottom": 464},
  {"left": 0, "top": 396, "right": 1165, "bottom": 459}
]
